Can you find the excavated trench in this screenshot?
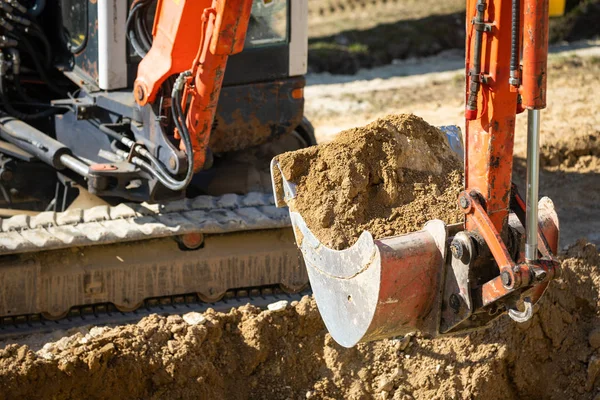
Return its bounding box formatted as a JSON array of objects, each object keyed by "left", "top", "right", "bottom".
[
  {"left": 0, "top": 242, "right": 599, "bottom": 400},
  {"left": 1, "top": 114, "right": 600, "bottom": 400}
]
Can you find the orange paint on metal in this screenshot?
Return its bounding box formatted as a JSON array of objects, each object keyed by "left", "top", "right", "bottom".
[
  {"left": 291, "top": 88, "right": 304, "bottom": 100},
  {"left": 90, "top": 164, "right": 117, "bottom": 171},
  {"left": 180, "top": 232, "right": 205, "bottom": 249},
  {"left": 521, "top": 0, "right": 550, "bottom": 109},
  {"left": 365, "top": 229, "right": 445, "bottom": 340},
  {"left": 183, "top": 0, "right": 253, "bottom": 171},
  {"left": 460, "top": 191, "right": 516, "bottom": 283},
  {"left": 134, "top": 0, "right": 253, "bottom": 171},
  {"left": 478, "top": 195, "right": 560, "bottom": 306},
  {"left": 134, "top": 0, "right": 210, "bottom": 106},
  {"left": 464, "top": 0, "right": 519, "bottom": 233}
]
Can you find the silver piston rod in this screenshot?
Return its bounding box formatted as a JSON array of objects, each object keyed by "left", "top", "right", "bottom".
[{"left": 525, "top": 109, "right": 541, "bottom": 261}]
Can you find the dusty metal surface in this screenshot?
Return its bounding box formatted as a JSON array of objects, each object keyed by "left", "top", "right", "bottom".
[
  {"left": 290, "top": 215, "right": 448, "bottom": 347},
  {"left": 0, "top": 192, "right": 290, "bottom": 256},
  {"left": 0, "top": 227, "right": 306, "bottom": 318},
  {"left": 211, "top": 78, "right": 305, "bottom": 153}
]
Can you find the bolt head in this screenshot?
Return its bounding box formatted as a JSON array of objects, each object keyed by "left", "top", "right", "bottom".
[
  {"left": 501, "top": 271, "right": 512, "bottom": 287},
  {"left": 459, "top": 196, "right": 469, "bottom": 209},
  {"left": 135, "top": 86, "right": 145, "bottom": 101},
  {"left": 450, "top": 241, "right": 464, "bottom": 259}
]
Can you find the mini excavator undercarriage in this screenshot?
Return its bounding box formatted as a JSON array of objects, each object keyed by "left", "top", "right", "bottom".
[{"left": 0, "top": 0, "right": 314, "bottom": 325}]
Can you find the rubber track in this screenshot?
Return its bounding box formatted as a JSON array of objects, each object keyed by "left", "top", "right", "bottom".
[
  {"left": 0, "top": 192, "right": 290, "bottom": 255},
  {"left": 0, "top": 287, "right": 311, "bottom": 339}
]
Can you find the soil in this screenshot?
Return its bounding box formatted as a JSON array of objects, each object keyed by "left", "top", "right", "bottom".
[
  {"left": 276, "top": 114, "right": 463, "bottom": 249},
  {"left": 307, "top": 0, "right": 600, "bottom": 74},
  {"left": 0, "top": 241, "right": 598, "bottom": 400},
  {"left": 0, "top": 17, "right": 598, "bottom": 400},
  {"left": 540, "top": 131, "right": 600, "bottom": 172},
  {"left": 305, "top": 46, "right": 600, "bottom": 245}
]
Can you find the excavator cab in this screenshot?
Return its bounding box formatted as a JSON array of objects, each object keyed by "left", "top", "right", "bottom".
[{"left": 43, "top": 0, "right": 313, "bottom": 203}]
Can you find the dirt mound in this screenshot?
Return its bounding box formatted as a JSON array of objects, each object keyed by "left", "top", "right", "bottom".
[
  {"left": 307, "top": 0, "right": 600, "bottom": 75},
  {"left": 541, "top": 130, "right": 600, "bottom": 172},
  {"left": 308, "top": 12, "right": 465, "bottom": 74},
  {"left": 0, "top": 242, "right": 599, "bottom": 400},
  {"left": 276, "top": 114, "right": 463, "bottom": 249}
]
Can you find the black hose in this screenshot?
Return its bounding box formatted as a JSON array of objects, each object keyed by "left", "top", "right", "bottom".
[
  {"left": 12, "top": 33, "right": 64, "bottom": 96},
  {"left": 466, "top": 0, "right": 487, "bottom": 116},
  {"left": 13, "top": 78, "right": 38, "bottom": 104},
  {"left": 28, "top": 23, "right": 53, "bottom": 69},
  {"left": 170, "top": 75, "right": 194, "bottom": 190},
  {"left": 0, "top": 76, "right": 59, "bottom": 120},
  {"left": 126, "top": 1, "right": 154, "bottom": 57},
  {"left": 135, "top": 3, "right": 152, "bottom": 51},
  {"left": 139, "top": 11, "right": 153, "bottom": 48},
  {"left": 99, "top": 111, "right": 193, "bottom": 192},
  {"left": 510, "top": 0, "right": 520, "bottom": 75},
  {"left": 0, "top": 99, "right": 59, "bottom": 120},
  {"left": 126, "top": 11, "right": 148, "bottom": 56}
]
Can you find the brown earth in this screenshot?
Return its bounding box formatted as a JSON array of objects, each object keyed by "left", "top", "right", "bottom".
[
  {"left": 540, "top": 131, "right": 600, "bottom": 172},
  {"left": 276, "top": 114, "right": 463, "bottom": 249},
  {"left": 1, "top": 23, "right": 598, "bottom": 400},
  {"left": 306, "top": 50, "right": 600, "bottom": 245},
  {"left": 0, "top": 241, "right": 599, "bottom": 400},
  {"left": 307, "top": 0, "right": 600, "bottom": 74}
]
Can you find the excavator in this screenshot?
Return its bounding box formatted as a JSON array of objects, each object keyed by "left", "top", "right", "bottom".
[
  {"left": 0, "top": 0, "right": 313, "bottom": 329},
  {"left": 273, "top": 0, "right": 562, "bottom": 346},
  {"left": 0, "top": 0, "right": 560, "bottom": 343}
]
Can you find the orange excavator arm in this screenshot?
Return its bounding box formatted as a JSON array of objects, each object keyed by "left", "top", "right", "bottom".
[
  {"left": 271, "top": 0, "right": 560, "bottom": 347},
  {"left": 134, "top": 0, "right": 253, "bottom": 172}
]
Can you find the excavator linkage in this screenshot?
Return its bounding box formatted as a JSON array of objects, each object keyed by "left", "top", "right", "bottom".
[{"left": 272, "top": 0, "right": 561, "bottom": 347}]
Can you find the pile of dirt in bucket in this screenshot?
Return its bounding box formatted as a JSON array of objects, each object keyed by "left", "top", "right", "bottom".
[
  {"left": 276, "top": 113, "right": 464, "bottom": 249},
  {"left": 0, "top": 241, "right": 599, "bottom": 400}
]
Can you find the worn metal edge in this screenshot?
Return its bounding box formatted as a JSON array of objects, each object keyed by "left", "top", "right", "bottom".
[{"left": 0, "top": 192, "right": 292, "bottom": 255}]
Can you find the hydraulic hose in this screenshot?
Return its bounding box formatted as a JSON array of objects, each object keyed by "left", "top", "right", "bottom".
[
  {"left": 12, "top": 33, "right": 64, "bottom": 95},
  {"left": 100, "top": 122, "right": 184, "bottom": 187},
  {"left": 126, "top": 0, "right": 155, "bottom": 57},
  {"left": 99, "top": 75, "right": 195, "bottom": 194},
  {"left": 169, "top": 71, "right": 195, "bottom": 190},
  {"left": 0, "top": 73, "right": 60, "bottom": 121},
  {"left": 466, "top": 0, "right": 487, "bottom": 120},
  {"left": 510, "top": 0, "right": 521, "bottom": 86}
]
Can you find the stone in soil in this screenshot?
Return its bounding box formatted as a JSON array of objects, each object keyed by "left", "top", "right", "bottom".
[{"left": 0, "top": 241, "right": 599, "bottom": 400}]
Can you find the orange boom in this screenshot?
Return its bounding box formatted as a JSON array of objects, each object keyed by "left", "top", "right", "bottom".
[
  {"left": 135, "top": 0, "right": 253, "bottom": 171},
  {"left": 272, "top": 0, "right": 560, "bottom": 345}
]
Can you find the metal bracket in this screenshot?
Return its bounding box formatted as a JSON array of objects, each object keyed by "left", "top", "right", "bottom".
[
  {"left": 440, "top": 232, "right": 474, "bottom": 334},
  {"left": 472, "top": 20, "right": 494, "bottom": 32}
]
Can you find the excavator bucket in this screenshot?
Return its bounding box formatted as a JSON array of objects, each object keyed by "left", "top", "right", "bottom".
[{"left": 271, "top": 127, "right": 560, "bottom": 347}]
